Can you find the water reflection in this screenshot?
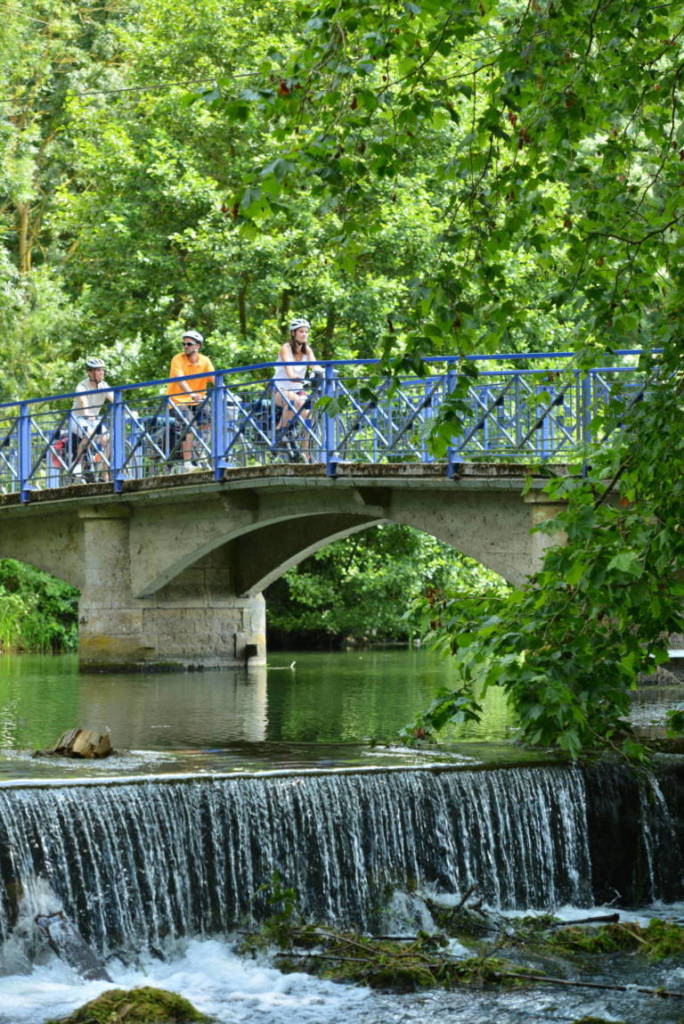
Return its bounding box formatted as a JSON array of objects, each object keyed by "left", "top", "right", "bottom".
[
  {"left": 0, "top": 650, "right": 516, "bottom": 777},
  {"left": 0, "top": 649, "right": 485, "bottom": 755},
  {"left": 0, "top": 650, "right": 680, "bottom": 779},
  {"left": 0, "top": 654, "right": 270, "bottom": 751},
  {"left": 77, "top": 666, "right": 268, "bottom": 747}
]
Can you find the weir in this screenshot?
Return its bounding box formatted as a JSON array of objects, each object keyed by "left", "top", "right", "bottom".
[{"left": 0, "top": 763, "right": 681, "bottom": 963}]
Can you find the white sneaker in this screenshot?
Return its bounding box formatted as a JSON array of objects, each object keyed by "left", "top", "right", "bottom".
[
  {"left": 72, "top": 463, "right": 83, "bottom": 477},
  {"left": 182, "top": 461, "right": 199, "bottom": 472}
]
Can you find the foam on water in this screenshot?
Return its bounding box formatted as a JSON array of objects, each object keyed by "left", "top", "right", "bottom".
[
  {"left": 2, "top": 924, "right": 683, "bottom": 1024},
  {"left": 0, "top": 940, "right": 372, "bottom": 1024}
]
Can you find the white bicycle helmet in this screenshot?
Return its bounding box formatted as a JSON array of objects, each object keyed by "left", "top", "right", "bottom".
[
  {"left": 289, "top": 317, "right": 310, "bottom": 333},
  {"left": 85, "top": 356, "right": 105, "bottom": 369},
  {"left": 182, "top": 329, "right": 204, "bottom": 345}
]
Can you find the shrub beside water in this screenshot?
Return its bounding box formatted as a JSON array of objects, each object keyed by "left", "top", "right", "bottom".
[{"left": 0, "top": 559, "right": 77, "bottom": 653}]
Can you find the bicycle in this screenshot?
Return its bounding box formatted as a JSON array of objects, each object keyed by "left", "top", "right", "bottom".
[
  {"left": 270, "top": 373, "right": 324, "bottom": 463},
  {"left": 142, "top": 398, "right": 211, "bottom": 473},
  {"left": 48, "top": 420, "right": 110, "bottom": 484}
]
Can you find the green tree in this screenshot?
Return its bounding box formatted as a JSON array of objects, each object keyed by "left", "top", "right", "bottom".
[
  {"left": 206, "top": 0, "right": 684, "bottom": 755},
  {"left": 0, "top": 559, "right": 78, "bottom": 651},
  {"left": 1, "top": 0, "right": 681, "bottom": 758},
  {"left": 52, "top": 0, "right": 460, "bottom": 372},
  {"left": 266, "top": 524, "right": 507, "bottom": 647},
  {"left": 0, "top": 0, "right": 128, "bottom": 397},
  {"left": 415, "top": 368, "right": 684, "bottom": 758},
  {"left": 211, "top": 0, "right": 681, "bottom": 355}
]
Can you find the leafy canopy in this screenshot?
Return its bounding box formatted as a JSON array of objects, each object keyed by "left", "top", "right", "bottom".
[{"left": 206, "top": 0, "right": 684, "bottom": 756}]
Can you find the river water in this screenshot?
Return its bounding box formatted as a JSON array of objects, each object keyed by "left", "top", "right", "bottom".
[
  {"left": 0, "top": 650, "right": 682, "bottom": 1024},
  {"left": 0, "top": 648, "right": 530, "bottom": 779}
]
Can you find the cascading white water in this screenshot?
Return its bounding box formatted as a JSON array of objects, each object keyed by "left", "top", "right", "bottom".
[
  {"left": 638, "top": 774, "right": 678, "bottom": 898},
  {"left": 0, "top": 765, "right": 593, "bottom": 958}
]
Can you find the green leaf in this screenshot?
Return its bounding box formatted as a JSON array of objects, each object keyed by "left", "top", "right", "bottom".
[{"left": 606, "top": 551, "right": 643, "bottom": 577}]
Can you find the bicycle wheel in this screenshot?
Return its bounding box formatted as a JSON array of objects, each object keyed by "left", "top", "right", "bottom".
[{"left": 271, "top": 423, "right": 305, "bottom": 463}]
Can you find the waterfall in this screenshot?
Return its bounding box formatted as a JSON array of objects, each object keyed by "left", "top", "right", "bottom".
[
  {"left": 583, "top": 759, "right": 684, "bottom": 906},
  {"left": 0, "top": 765, "right": 592, "bottom": 958}
]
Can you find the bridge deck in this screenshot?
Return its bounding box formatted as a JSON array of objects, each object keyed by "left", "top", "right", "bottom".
[{"left": 0, "top": 460, "right": 564, "bottom": 512}]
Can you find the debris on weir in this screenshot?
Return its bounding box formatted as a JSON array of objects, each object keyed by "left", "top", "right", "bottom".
[{"left": 34, "top": 727, "right": 114, "bottom": 759}]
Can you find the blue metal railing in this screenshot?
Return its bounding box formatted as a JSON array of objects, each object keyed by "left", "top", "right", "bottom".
[{"left": 0, "top": 351, "right": 652, "bottom": 502}]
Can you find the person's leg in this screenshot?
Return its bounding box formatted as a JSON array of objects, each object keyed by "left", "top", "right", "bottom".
[
  {"left": 180, "top": 404, "right": 206, "bottom": 467},
  {"left": 275, "top": 393, "right": 312, "bottom": 462},
  {"left": 81, "top": 424, "right": 110, "bottom": 482},
  {"left": 196, "top": 403, "right": 211, "bottom": 463},
  {"left": 98, "top": 428, "right": 111, "bottom": 482},
  {"left": 71, "top": 418, "right": 93, "bottom": 476},
  {"left": 302, "top": 410, "right": 313, "bottom": 460},
  {"left": 69, "top": 428, "right": 84, "bottom": 476},
  {"left": 276, "top": 389, "right": 307, "bottom": 430},
  {"left": 171, "top": 404, "right": 196, "bottom": 466},
  {"left": 182, "top": 428, "right": 194, "bottom": 463},
  {"left": 274, "top": 389, "right": 291, "bottom": 429}
]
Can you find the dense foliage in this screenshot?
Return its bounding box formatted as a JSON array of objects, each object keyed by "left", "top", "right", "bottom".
[
  {"left": 0, "top": 560, "right": 78, "bottom": 652},
  {"left": 3, "top": 0, "right": 681, "bottom": 374},
  {"left": 266, "top": 524, "right": 507, "bottom": 647},
  {"left": 2, "top": 0, "right": 682, "bottom": 751},
  {"left": 414, "top": 368, "right": 684, "bottom": 757},
  {"left": 226, "top": 0, "right": 682, "bottom": 756}
]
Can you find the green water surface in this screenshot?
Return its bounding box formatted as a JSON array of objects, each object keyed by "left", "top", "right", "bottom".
[{"left": 0, "top": 648, "right": 533, "bottom": 779}]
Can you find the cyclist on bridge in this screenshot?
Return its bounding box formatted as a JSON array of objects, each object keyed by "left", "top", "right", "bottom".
[
  {"left": 70, "top": 356, "right": 114, "bottom": 479},
  {"left": 167, "top": 329, "right": 215, "bottom": 471},
  {"left": 272, "top": 317, "right": 323, "bottom": 450}
]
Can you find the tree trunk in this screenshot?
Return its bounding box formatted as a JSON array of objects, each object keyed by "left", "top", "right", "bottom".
[
  {"left": 17, "top": 202, "right": 31, "bottom": 273},
  {"left": 280, "top": 288, "right": 291, "bottom": 336},
  {"left": 322, "top": 306, "right": 336, "bottom": 359},
  {"left": 238, "top": 284, "right": 248, "bottom": 336}
]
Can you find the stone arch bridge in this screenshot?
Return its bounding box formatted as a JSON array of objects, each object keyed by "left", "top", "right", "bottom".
[{"left": 0, "top": 462, "right": 563, "bottom": 669}]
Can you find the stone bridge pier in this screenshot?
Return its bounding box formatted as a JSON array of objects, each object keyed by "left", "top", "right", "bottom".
[
  {"left": 78, "top": 506, "right": 265, "bottom": 669},
  {"left": 0, "top": 465, "right": 564, "bottom": 670}
]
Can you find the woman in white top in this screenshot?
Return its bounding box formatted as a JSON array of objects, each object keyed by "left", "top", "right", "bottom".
[
  {"left": 70, "top": 355, "right": 114, "bottom": 479},
  {"left": 272, "top": 317, "right": 322, "bottom": 432}
]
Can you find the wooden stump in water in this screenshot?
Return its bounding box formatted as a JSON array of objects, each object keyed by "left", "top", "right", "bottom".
[{"left": 34, "top": 727, "right": 113, "bottom": 759}]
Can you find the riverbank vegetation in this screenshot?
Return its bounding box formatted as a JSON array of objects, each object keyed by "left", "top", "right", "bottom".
[
  {"left": 2, "top": 0, "right": 682, "bottom": 754},
  {"left": 0, "top": 560, "right": 77, "bottom": 653},
  {"left": 266, "top": 524, "right": 507, "bottom": 648}
]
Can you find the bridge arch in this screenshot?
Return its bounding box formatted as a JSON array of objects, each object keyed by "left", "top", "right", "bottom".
[
  {"left": 132, "top": 476, "right": 556, "bottom": 601},
  {"left": 228, "top": 515, "right": 384, "bottom": 596},
  {"left": 0, "top": 468, "right": 563, "bottom": 668}
]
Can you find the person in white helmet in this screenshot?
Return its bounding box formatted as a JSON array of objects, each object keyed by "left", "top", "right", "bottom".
[
  {"left": 70, "top": 356, "right": 114, "bottom": 479},
  {"left": 167, "top": 329, "right": 214, "bottom": 471},
  {"left": 272, "top": 318, "right": 323, "bottom": 443}
]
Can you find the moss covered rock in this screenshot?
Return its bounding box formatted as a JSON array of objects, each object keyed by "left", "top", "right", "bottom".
[{"left": 46, "top": 986, "right": 212, "bottom": 1024}]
